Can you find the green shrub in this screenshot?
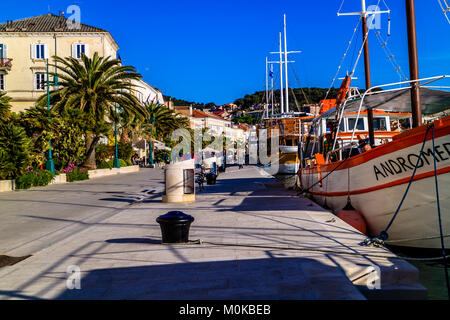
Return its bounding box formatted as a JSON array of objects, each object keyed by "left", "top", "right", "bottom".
[
  {"left": 97, "top": 160, "right": 113, "bottom": 169},
  {"left": 66, "top": 167, "right": 89, "bottom": 182},
  {"left": 118, "top": 141, "right": 133, "bottom": 162},
  {"left": 155, "top": 149, "right": 170, "bottom": 164},
  {"left": 0, "top": 123, "right": 32, "bottom": 180},
  {"left": 119, "top": 159, "right": 127, "bottom": 167},
  {"left": 96, "top": 143, "right": 113, "bottom": 163},
  {"left": 15, "top": 169, "right": 55, "bottom": 189},
  {"left": 96, "top": 158, "right": 132, "bottom": 169}
]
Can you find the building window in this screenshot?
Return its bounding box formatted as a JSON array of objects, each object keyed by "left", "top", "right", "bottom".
[
  {"left": 34, "top": 73, "right": 46, "bottom": 90},
  {"left": 0, "top": 44, "right": 6, "bottom": 58},
  {"left": 72, "top": 43, "right": 88, "bottom": 59},
  {"left": 32, "top": 44, "right": 48, "bottom": 60},
  {"left": 0, "top": 74, "right": 5, "bottom": 90}
]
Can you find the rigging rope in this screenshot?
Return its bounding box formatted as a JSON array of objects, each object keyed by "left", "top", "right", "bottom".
[
  {"left": 289, "top": 63, "right": 310, "bottom": 105},
  {"left": 431, "top": 123, "right": 450, "bottom": 299},
  {"left": 363, "top": 124, "right": 432, "bottom": 246},
  {"left": 323, "top": 16, "right": 362, "bottom": 102},
  {"left": 289, "top": 87, "right": 301, "bottom": 112},
  {"left": 374, "top": 31, "right": 408, "bottom": 82},
  {"left": 438, "top": 0, "right": 450, "bottom": 24},
  {"left": 186, "top": 240, "right": 450, "bottom": 262}
]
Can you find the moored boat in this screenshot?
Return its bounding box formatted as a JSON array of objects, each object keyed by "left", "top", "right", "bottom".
[
  {"left": 298, "top": 80, "right": 450, "bottom": 248},
  {"left": 298, "top": 0, "right": 450, "bottom": 249}
]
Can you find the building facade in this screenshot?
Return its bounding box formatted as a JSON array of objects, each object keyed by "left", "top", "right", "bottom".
[
  {"left": 131, "top": 79, "right": 164, "bottom": 105},
  {"left": 0, "top": 13, "right": 119, "bottom": 112}
]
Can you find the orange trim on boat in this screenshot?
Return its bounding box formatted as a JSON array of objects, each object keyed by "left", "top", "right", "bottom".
[
  {"left": 301, "top": 116, "right": 450, "bottom": 175},
  {"left": 310, "top": 165, "right": 450, "bottom": 197},
  {"left": 343, "top": 111, "right": 412, "bottom": 116},
  {"left": 337, "top": 131, "right": 400, "bottom": 137}
]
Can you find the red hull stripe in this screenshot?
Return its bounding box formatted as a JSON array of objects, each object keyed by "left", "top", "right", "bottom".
[{"left": 309, "top": 166, "right": 450, "bottom": 197}]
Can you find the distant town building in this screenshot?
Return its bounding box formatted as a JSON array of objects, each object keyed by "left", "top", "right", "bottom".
[
  {"left": 188, "top": 109, "right": 246, "bottom": 146},
  {"left": 131, "top": 79, "right": 164, "bottom": 105},
  {"left": 172, "top": 105, "right": 193, "bottom": 117},
  {"left": 0, "top": 13, "right": 119, "bottom": 112},
  {"left": 303, "top": 104, "right": 321, "bottom": 116}
]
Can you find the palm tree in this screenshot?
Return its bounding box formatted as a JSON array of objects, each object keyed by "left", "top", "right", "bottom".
[
  {"left": 0, "top": 92, "right": 31, "bottom": 179},
  {"left": 37, "top": 52, "right": 147, "bottom": 169},
  {"left": 144, "top": 102, "right": 189, "bottom": 141},
  {"left": 0, "top": 91, "right": 11, "bottom": 122}
]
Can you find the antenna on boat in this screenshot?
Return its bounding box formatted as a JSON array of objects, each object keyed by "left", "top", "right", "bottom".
[{"left": 338, "top": 0, "right": 390, "bottom": 147}]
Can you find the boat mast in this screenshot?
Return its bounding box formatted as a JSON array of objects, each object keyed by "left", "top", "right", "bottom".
[
  {"left": 271, "top": 63, "right": 274, "bottom": 116},
  {"left": 361, "top": 1, "right": 375, "bottom": 147},
  {"left": 405, "top": 0, "right": 422, "bottom": 128},
  {"left": 338, "top": 0, "right": 389, "bottom": 146},
  {"left": 265, "top": 56, "right": 269, "bottom": 118},
  {"left": 284, "top": 14, "right": 289, "bottom": 114},
  {"left": 279, "top": 32, "right": 284, "bottom": 114}
]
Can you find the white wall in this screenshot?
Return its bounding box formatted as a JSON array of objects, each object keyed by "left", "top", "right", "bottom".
[{"left": 132, "top": 79, "right": 164, "bottom": 105}]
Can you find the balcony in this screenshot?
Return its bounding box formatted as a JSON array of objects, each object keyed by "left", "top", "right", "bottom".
[{"left": 0, "top": 58, "right": 12, "bottom": 71}]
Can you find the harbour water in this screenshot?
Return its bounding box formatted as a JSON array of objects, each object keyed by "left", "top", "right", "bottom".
[
  {"left": 274, "top": 173, "right": 450, "bottom": 300},
  {"left": 390, "top": 247, "right": 450, "bottom": 300}
]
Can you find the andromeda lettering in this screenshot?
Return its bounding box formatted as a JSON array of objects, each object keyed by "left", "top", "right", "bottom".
[{"left": 373, "top": 143, "right": 450, "bottom": 181}]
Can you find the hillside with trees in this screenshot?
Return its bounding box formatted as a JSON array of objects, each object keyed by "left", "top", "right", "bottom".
[
  {"left": 163, "top": 95, "right": 216, "bottom": 109},
  {"left": 233, "top": 87, "right": 340, "bottom": 111}
]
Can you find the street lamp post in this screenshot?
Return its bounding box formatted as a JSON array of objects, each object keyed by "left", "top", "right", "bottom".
[
  {"left": 148, "top": 107, "right": 154, "bottom": 167},
  {"left": 113, "top": 103, "right": 120, "bottom": 168},
  {"left": 45, "top": 58, "right": 55, "bottom": 174}
]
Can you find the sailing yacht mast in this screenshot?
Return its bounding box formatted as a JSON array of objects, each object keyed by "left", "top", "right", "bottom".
[
  {"left": 405, "top": 0, "right": 422, "bottom": 128},
  {"left": 265, "top": 56, "right": 269, "bottom": 118},
  {"left": 279, "top": 32, "right": 284, "bottom": 114},
  {"left": 271, "top": 63, "right": 274, "bottom": 116},
  {"left": 284, "top": 14, "right": 289, "bottom": 114},
  {"left": 338, "top": 0, "right": 389, "bottom": 146},
  {"left": 361, "top": 1, "right": 375, "bottom": 147},
  {"left": 268, "top": 15, "right": 301, "bottom": 116}
]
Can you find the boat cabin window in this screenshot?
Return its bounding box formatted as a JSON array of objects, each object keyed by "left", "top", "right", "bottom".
[
  {"left": 373, "top": 117, "right": 387, "bottom": 131},
  {"left": 347, "top": 118, "right": 365, "bottom": 131},
  {"left": 324, "top": 119, "right": 345, "bottom": 133},
  {"left": 325, "top": 119, "right": 333, "bottom": 133}
]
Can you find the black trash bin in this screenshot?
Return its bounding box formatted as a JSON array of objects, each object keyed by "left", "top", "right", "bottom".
[
  {"left": 206, "top": 173, "right": 217, "bottom": 185},
  {"left": 156, "top": 211, "right": 195, "bottom": 243}
]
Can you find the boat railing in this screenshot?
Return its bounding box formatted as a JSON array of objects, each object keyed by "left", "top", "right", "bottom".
[
  {"left": 331, "top": 75, "right": 450, "bottom": 156},
  {"left": 325, "top": 141, "right": 358, "bottom": 163}
]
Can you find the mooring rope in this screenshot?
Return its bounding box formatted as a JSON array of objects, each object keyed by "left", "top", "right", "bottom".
[{"left": 363, "top": 124, "right": 432, "bottom": 246}]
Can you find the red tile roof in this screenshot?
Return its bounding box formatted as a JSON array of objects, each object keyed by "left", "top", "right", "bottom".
[{"left": 192, "top": 109, "right": 228, "bottom": 121}]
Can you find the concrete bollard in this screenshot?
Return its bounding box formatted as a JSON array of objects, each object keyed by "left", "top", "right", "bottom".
[{"left": 162, "top": 159, "right": 196, "bottom": 203}]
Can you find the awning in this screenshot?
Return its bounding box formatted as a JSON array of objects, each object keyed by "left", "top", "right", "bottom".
[
  {"left": 133, "top": 139, "right": 171, "bottom": 151},
  {"left": 318, "top": 87, "right": 450, "bottom": 121}
]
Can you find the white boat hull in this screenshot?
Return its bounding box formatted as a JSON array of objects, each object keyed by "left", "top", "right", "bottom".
[{"left": 299, "top": 118, "right": 450, "bottom": 248}]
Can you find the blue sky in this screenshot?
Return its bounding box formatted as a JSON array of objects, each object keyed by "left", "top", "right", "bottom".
[{"left": 1, "top": 0, "right": 450, "bottom": 104}]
